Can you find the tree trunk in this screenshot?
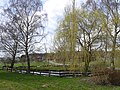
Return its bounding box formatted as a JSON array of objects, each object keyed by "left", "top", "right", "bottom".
[
  {"left": 84, "top": 62, "right": 89, "bottom": 73},
  {"left": 84, "top": 52, "right": 91, "bottom": 73},
  {"left": 110, "top": 34, "right": 117, "bottom": 70},
  {"left": 10, "top": 55, "right": 16, "bottom": 69},
  {"left": 110, "top": 43, "right": 115, "bottom": 70},
  {"left": 10, "top": 42, "right": 18, "bottom": 70},
  {"left": 26, "top": 47, "right": 30, "bottom": 73}
]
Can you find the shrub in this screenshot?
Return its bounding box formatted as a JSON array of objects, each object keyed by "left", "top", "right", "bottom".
[
  {"left": 90, "top": 75, "right": 110, "bottom": 85},
  {"left": 90, "top": 61, "right": 108, "bottom": 72},
  {"left": 90, "top": 67, "right": 120, "bottom": 86},
  {"left": 108, "top": 70, "right": 120, "bottom": 86},
  {"left": 90, "top": 68, "right": 111, "bottom": 85}
]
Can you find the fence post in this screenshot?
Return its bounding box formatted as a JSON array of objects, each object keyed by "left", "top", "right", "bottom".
[{"left": 49, "top": 71, "right": 51, "bottom": 77}]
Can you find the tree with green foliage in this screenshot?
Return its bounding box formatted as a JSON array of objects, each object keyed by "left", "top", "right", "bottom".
[
  {"left": 77, "top": 2, "right": 103, "bottom": 72},
  {"left": 54, "top": 0, "right": 79, "bottom": 70}
]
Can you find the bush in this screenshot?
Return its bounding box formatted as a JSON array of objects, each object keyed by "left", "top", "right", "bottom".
[
  {"left": 90, "top": 68, "right": 120, "bottom": 86},
  {"left": 90, "top": 61, "right": 108, "bottom": 72},
  {"left": 90, "top": 68, "right": 111, "bottom": 85},
  {"left": 90, "top": 75, "right": 110, "bottom": 85},
  {"left": 108, "top": 70, "right": 120, "bottom": 85}
]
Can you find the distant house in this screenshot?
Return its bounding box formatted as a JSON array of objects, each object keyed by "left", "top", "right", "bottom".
[
  {"left": 20, "top": 53, "right": 47, "bottom": 62},
  {"left": 29, "top": 53, "right": 46, "bottom": 61}
]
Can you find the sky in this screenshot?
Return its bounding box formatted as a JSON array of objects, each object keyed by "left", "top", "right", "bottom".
[
  {"left": 42, "top": 0, "right": 85, "bottom": 52},
  {"left": 0, "top": 0, "right": 86, "bottom": 55}
]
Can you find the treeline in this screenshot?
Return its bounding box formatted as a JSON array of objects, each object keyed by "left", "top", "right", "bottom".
[{"left": 54, "top": 0, "right": 120, "bottom": 72}]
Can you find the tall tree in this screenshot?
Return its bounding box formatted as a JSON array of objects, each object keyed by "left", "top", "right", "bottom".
[
  {"left": 77, "top": 2, "right": 102, "bottom": 72},
  {"left": 100, "top": 0, "right": 120, "bottom": 70},
  {"left": 54, "top": 0, "right": 102, "bottom": 72},
  {"left": 54, "top": 0, "right": 79, "bottom": 70},
  {"left": 2, "top": 0, "right": 47, "bottom": 73},
  {"left": 0, "top": 24, "right": 19, "bottom": 69},
  {"left": 85, "top": 0, "right": 120, "bottom": 70}
]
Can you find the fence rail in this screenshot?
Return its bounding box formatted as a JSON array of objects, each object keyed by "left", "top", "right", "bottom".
[{"left": 2, "top": 66, "right": 92, "bottom": 77}]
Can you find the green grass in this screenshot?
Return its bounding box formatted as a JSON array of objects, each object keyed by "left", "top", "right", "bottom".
[
  {"left": 1, "top": 61, "right": 68, "bottom": 71},
  {"left": 1, "top": 59, "right": 120, "bottom": 71},
  {"left": 13, "top": 61, "right": 48, "bottom": 67},
  {"left": 0, "top": 61, "right": 49, "bottom": 67},
  {"left": 0, "top": 71, "right": 120, "bottom": 90}
]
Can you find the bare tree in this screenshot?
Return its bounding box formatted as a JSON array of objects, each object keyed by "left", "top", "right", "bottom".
[
  {"left": 0, "top": 24, "right": 19, "bottom": 69},
  {"left": 2, "top": 0, "right": 47, "bottom": 73}
]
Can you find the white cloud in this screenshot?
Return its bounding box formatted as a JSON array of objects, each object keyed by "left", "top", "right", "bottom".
[
  {"left": 42, "top": 0, "right": 86, "bottom": 52},
  {"left": 41, "top": 0, "right": 71, "bottom": 52},
  {"left": 0, "top": 0, "right": 5, "bottom": 6},
  {"left": 0, "top": 0, "right": 8, "bottom": 7},
  {"left": 43, "top": 0, "right": 70, "bottom": 31},
  {"left": 43, "top": 0, "right": 86, "bottom": 33}
]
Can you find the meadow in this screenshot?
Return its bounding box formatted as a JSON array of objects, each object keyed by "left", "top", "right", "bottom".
[{"left": 0, "top": 71, "right": 120, "bottom": 90}]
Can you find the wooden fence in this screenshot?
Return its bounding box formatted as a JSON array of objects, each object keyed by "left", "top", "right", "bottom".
[{"left": 2, "top": 66, "right": 92, "bottom": 77}]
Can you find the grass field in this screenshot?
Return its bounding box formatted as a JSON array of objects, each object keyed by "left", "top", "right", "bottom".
[
  {"left": 0, "top": 61, "right": 68, "bottom": 71},
  {"left": 0, "top": 58, "right": 120, "bottom": 72},
  {"left": 0, "top": 71, "right": 120, "bottom": 90}
]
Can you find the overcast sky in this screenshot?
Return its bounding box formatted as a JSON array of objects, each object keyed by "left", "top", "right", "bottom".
[
  {"left": 0, "top": 0, "right": 86, "bottom": 54},
  {"left": 43, "top": 0, "right": 84, "bottom": 33},
  {"left": 42, "top": 0, "right": 86, "bottom": 52},
  {"left": 0, "top": 0, "right": 85, "bottom": 35}
]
